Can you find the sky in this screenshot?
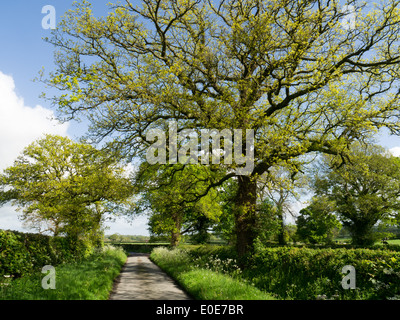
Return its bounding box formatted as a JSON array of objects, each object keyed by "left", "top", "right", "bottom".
[
  {"left": 1, "top": 1, "right": 400, "bottom": 236},
  {"left": 0, "top": 1, "right": 149, "bottom": 236}
]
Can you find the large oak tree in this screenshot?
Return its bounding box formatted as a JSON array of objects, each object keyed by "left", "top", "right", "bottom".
[{"left": 42, "top": 0, "right": 400, "bottom": 256}]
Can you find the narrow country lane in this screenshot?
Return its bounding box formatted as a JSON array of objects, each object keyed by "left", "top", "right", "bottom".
[{"left": 109, "top": 253, "right": 191, "bottom": 300}]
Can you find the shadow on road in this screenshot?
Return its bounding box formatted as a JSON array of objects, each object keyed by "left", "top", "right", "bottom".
[{"left": 109, "top": 252, "right": 191, "bottom": 300}]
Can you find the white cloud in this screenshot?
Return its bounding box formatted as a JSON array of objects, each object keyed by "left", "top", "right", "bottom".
[
  {"left": 0, "top": 72, "right": 147, "bottom": 235},
  {"left": 389, "top": 147, "right": 400, "bottom": 157},
  {"left": 0, "top": 205, "right": 25, "bottom": 230},
  {"left": 0, "top": 70, "right": 69, "bottom": 232},
  {"left": 0, "top": 71, "right": 69, "bottom": 170}
]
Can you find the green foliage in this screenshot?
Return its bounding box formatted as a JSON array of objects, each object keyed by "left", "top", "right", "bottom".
[
  {"left": 314, "top": 143, "right": 400, "bottom": 246},
  {"left": 0, "top": 135, "right": 134, "bottom": 245},
  {"left": 248, "top": 242, "right": 400, "bottom": 299},
  {"left": 259, "top": 164, "right": 309, "bottom": 245},
  {"left": 43, "top": 0, "right": 400, "bottom": 257},
  {"left": 254, "top": 198, "right": 282, "bottom": 243},
  {"left": 0, "top": 245, "right": 127, "bottom": 300},
  {"left": 150, "top": 246, "right": 275, "bottom": 300},
  {"left": 160, "top": 243, "right": 400, "bottom": 300},
  {"left": 189, "top": 215, "right": 214, "bottom": 244},
  {"left": 134, "top": 163, "right": 223, "bottom": 246},
  {"left": 0, "top": 229, "right": 91, "bottom": 278},
  {"left": 212, "top": 180, "right": 237, "bottom": 244},
  {"left": 296, "top": 196, "right": 342, "bottom": 244},
  {"left": 105, "top": 233, "right": 151, "bottom": 243}
]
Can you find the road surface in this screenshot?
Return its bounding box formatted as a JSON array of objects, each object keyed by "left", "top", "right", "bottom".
[{"left": 109, "top": 253, "right": 191, "bottom": 300}]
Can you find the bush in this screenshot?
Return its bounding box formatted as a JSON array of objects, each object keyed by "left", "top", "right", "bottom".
[
  {"left": 0, "top": 229, "right": 92, "bottom": 278},
  {"left": 247, "top": 242, "right": 400, "bottom": 299},
  {"left": 113, "top": 242, "right": 170, "bottom": 253},
  {"left": 168, "top": 243, "right": 400, "bottom": 300},
  {"left": 150, "top": 247, "right": 276, "bottom": 300},
  {"left": 0, "top": 245, "right": 127, "bottom": 300}
]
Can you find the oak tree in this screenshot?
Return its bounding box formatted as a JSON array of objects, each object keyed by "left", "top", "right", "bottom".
[
  {"left": 42, "top": 0, "right": 400, "bottom": 256},
  {"left": 134, "top": 162, "right": 222, "bottom": 246},
  {"left": 0, "top": 135, "right": 134, "bottom": 244},
  {"left": 314, "top": 144, "right": 400, "bottom": 245},
  {"left": 296, "top": 195, "right": 341, "bottom": 244}
]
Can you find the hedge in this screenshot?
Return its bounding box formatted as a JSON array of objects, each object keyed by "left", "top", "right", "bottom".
[
  {"left": 247, "top": 245, "right": 400, "bottom": 299},
  {"left": 0, "top": 229, "right": 92, "bottom": 278},
  {"left": 112, "top": 243, "right": 170, "bottom": 253},
  {"left": 150, "top": 247, "right": 276, "bottom": 300},
  {"left": 179, "top": 244, "right": 400, "bottom": 300}
]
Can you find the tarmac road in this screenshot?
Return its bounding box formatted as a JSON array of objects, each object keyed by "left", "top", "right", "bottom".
[{"left": 108, "top": 253, "right": 191, "bottom": 300}]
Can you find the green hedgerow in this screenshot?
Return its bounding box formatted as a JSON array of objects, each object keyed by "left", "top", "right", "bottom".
[
  {"left": 150, "top": 246, "right": 276, "bottom": 300},
  {"left": 0, "top": 245, "right": 127, "bottom": 300}
]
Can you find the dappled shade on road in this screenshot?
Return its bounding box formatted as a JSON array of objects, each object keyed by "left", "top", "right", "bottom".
[{"left": 109, "top": 253, "right": 191, "bottom": 300}]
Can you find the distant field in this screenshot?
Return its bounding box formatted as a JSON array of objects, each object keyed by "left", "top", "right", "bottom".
[
  {"left": 335, "top": 238, "right": 400, "bottom": 245},
  {"left": 104, "top": 242, "right": 169, "bottom": 245},
  {"left": 111, "top": 242, "right": 170, "bottom": 253},
  {"left": 386, "top": 239, "right": 400, "bottom": 245}
]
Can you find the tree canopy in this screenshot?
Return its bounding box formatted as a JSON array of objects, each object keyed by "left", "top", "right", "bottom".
[
  {"left": 133, "top": 162, "right": 222, "bottom": 246},
  {"left": 296, "top": 195, "right": 341, "bottom": 244},
  {"left": 0, "top": 135, "right": 134, "bottom": 244},
  {"left": 313, "top": 143, "right": 400, "bottom": 245},
  {"left": 42, "top": 0, "right": 400, "bottom": 256}
]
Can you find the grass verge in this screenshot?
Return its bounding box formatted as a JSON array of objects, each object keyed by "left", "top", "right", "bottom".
[
  {"left": 150, "top": 247, "right": 276, "bottom": 300},
  {"left": 0, "top": 245, "right": 127, "bottom": 300}
]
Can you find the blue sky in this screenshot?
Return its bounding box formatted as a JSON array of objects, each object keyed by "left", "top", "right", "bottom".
[{"left": 1, "top": 1, "right": 400, "bottom": 236}]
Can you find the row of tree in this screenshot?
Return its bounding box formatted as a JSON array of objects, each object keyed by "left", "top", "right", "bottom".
[
  {"left": 105, "top": 234, "right": 150, "bottom": 243},
  {"left": 3, "top": 0, "right": 400, "bottom": 256},
  {"left": 134, "top": 142, "right": 400, "bottom": 247},
  {"left": 1, "top": 136, "right": 400, "bottom": 249},
  {"left": 300, "top": 143, "right": 400, "bottom": 246}
]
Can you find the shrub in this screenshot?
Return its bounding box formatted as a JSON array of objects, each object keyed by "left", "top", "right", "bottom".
[
  {"left": 0, "top": 230, "right": 31, "bottom": 277},
  {"left": 170, "top": 243, "right": 400, "bottom": 300},
  {"left": 247, "top": 243, "right": 400, "bottom": 299},
  {"left": 150, "top": 247, "right": 276, "bottom": 300},
  {"left": 0, "top": 229, "right": 92, "bottom": 278},
  {"left": 0, "top": 245, "right": 127, "bottom": 300}
]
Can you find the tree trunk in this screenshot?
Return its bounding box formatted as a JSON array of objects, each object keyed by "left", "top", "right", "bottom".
[
  {"left": 171, "top": 230, "right": 181, "bottom": 247},
  {"left": 277, "top": 207, "right": 287, "bottom": 245},
  {"left": 234, "top": 175, "right": 257, "bottom": 259},
  {"left": 348, "top": 219, "right": 376, "bottom": 246},
  {"left": 170, "top": 212, "right": 182, "bottom": 247}
]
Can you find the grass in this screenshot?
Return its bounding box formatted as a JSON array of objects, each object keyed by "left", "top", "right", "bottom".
[
  {"left": 152, "top": 243, "right": 400, "bottom": 300},
  {"left": 178, "top": 269, "right": 276, "bottom": 299},
  {"left": 387, "top": 239, "right": 400, "bottom": 245},
  {"left": 0, "top": 245, "right": 127, "bottom": 300},
  {"left": 150, "top": 246, "right": 276, "bottom": 300}
]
